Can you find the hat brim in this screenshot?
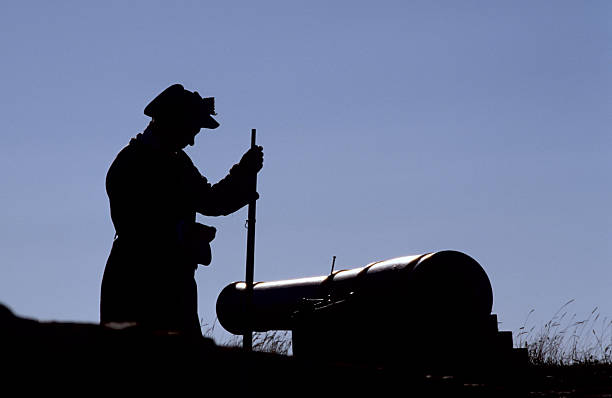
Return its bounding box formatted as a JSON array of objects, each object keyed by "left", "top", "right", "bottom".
[{"left": 201, "top": 114, "right": 220, "bottom": 129}]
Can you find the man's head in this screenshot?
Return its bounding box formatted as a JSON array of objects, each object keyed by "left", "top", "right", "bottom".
[{"left": 144, "top": 84, "right": 219, "bottom": 150}]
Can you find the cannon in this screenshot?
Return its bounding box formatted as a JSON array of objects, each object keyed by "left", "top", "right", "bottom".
[{"left": 216, "top": 251, "right": 521, "bottom": 369}]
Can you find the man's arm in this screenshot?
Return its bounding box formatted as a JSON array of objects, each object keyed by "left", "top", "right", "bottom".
[
  {"left": 193, "top": 162, "right": 257, "bottom": 216},
  {"left": 191, "top": 146, "right": 263, "bottom": 216}
]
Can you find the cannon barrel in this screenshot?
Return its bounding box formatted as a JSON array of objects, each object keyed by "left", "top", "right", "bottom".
[{"left": 216, "top": 250, "right": 493, "bottom": 336}]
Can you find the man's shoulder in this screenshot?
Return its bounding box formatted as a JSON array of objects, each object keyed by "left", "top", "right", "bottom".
[
  {"left": 107, "top": 138, "right": 153, "bottom": 176},
  {"left": 115, "top": 136, "right": 159, "bottom": 161}
]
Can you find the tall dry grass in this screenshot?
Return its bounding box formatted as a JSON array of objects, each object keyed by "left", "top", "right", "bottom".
[
  {"left": 201, "top": 318, "right": 292, "bottom": 355},
  {"left": 514, "top": 300, "right": 612, "bottom": 365}
]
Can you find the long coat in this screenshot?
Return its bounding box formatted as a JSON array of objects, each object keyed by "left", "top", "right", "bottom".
[{"left": 100, "top": 131, "right": 252, "bottom": 335}]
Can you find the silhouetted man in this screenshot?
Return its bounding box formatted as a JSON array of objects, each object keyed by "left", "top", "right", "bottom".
[{"left": 100, "top": 84, "right": 263, "bottom": 336}]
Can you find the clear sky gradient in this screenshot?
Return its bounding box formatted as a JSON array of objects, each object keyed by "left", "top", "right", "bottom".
[{"left": 1, "top": 1, "right": 610, "bottom": 344}]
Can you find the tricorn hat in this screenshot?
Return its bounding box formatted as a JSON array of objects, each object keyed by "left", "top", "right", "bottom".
[{"left": 144, "top": 84, "right": 220, "bottom": 129}]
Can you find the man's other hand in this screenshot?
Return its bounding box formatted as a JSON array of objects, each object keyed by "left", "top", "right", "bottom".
[
  {"left": 185, "top": 223, "right": 216, "bottom": 266},
  {"left": 191, "top": 223, "right": 216, "bottom": 242}
]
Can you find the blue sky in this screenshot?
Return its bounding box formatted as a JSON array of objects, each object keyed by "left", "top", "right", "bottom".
[{"left": 0, "top": 1, "right": 610, "bottom": 344}]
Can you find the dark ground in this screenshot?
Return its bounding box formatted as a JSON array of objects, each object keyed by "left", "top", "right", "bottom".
[{"left": 2, "top": 304, "right": 611, "bottom": 397}]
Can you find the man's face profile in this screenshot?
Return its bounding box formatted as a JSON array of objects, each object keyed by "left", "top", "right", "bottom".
[
  {"left": 175, "top": 118, "right": 202, "bottom": 149},
  {"left": 156, "top": 115, "right": 202, "bottom": 150}
]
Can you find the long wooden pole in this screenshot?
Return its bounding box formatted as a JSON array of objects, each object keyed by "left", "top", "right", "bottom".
[{"left": 243, "top": 128, "right": 257, "bottom": 351}]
